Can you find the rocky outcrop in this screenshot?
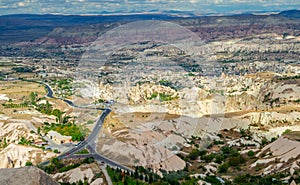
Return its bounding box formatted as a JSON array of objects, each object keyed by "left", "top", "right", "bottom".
[
  {"left": 52, "top": 163, "right": 103, "bottom": 184},
  {"left": 0, "top": 121, "right": 39, "bottom": 144},
  {"left": 0, "top": 166, "right": 59, "bottom": 185},
  {"left": 251, "top": 135, "right": 300, "bottom": 175},
  {"left": 0, "top": 144, "right": 56, "bottom": 168}
]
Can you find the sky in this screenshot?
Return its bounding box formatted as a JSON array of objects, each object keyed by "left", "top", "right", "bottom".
[{"left": 0, "top": 0, "right": 299, "bottom": 15}]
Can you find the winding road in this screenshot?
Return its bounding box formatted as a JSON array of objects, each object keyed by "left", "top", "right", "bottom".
[{"left": 39, "top": 82, "right": 133, "bottom": 172}]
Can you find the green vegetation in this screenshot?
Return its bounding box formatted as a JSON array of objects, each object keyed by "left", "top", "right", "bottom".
[
  {"left": 179, "top": 63, "right": 202, "bottom": 73},
  {"left": 158, "top": 79, "right": 176, "bottom": 90},
  {"left": 218, "top": 163, "right": 229, "bottom": 173},
  {"left": 188, "top": 149, "right": 207, "bottom": 160},
  {"left": 58, "top": 163, "right": 81, "bottom": 173},
  {"left": 39, "top": 157, "right": 95, "bottom": 174},
  {"left": 158, "top": 79, "right": 171, "bottom": 86},
  {"left": 12, "top": 66, "right": 35, "bottom": 73},
  {"left": 35, "top": 100, "right": 53, "bottom": 114},
  {"left": 1, "top": 138, "right": 8, "bottom": 148},
  {"left": 25, "top": 161, "right": 33, "bottom": 166},
  {"left": 0, "top": 62, "right": 17, "bottom": 67},
  {"left": 187, "top": 72, "right": 196, "bottom": 76},
  {"left": 76, "top": 148, "right": 89, "bottom": 154},
  {"left": 233, "top": 173, "right": 288, "bottom": 185},
  {"left": 282, "top": 129, "right": 292, "bottom": 135},
  {"left": 49, "top": 78, "right": 74, "bottom": 98},
  {"left": 214, "top": 140, "right": 225, "bottom": 145},
  {"left": 218, "top": 59, "right": 236, "bottom": 63},
  {"left": 247, "top": 150, "right": 255, "bottom": 157},
  {"left": 44, "top": 123, "right": 87, "bottom": 141},
  {"left": 159, "top": 93, "right": 177, "bottom": 101},
  {"left": 30, "top": 92, "right": 38, "bottom": 105},
  {"left": 107, "top": 165, "right": 200, "bottom": 185},
  {"left": 147, "top": 92, "right": 158, "bottom": 100},
  {"left": 204, "top": 176, "right": 224, "bottom": 185},
  {"left": 277, "top": 75, "right": 300, "bottom": 81},
  {"left": 2, "top": 102, "right": 29, "bottom": 108},
  {"left": 52, "top": 109, "right": 69, "bottom": 124},
  {"left": 97, "top": 99, "right": 105, "bottom": 103},
  {"left": 86, "top": 120, "right": 94, "bottom": 124},
  {"left": 18, "top": 137, "right": 33, "bottom": 145},
  {"left": 136, "top": 80, "right": 150, "bottom": 85},
  {"left": 107, "top": 166, "right": 147, "bottom": 185}
]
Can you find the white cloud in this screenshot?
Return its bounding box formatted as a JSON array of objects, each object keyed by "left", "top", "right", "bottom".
[
  {"left": 0, "top": 0, "right": 299, "bottom": 15},
  {"left": 18, "top": 2, "right": 25, "bottom": 6}
]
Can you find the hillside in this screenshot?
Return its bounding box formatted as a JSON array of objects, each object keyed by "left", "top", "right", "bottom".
[{"left": 0, "top": 166, "right": 59, "bottom": 185}]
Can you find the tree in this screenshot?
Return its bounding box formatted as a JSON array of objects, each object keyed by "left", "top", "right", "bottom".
[
  {"left": 134, "top": 170, "right": 139, "bottom": 179},
  {"left": 25, "top": 161, "right": 33, "bottom": 166},
  {"left": 283, "top": 129, "right": 292, "bottom": 135},
  {"left": 149, "top": 173, "right": 154, "bottom": 184},
  {"left": 62, "top": 115, "right": 71, "bottom": 124},
  {"left": 188, "top": 149, "right": 201, "bottom": 160},
  {"left": 228, "top": 155, "right": 245, "bottom": 167},
  {"left": 77, "top": 180, "right": 83, "bottom": 185},
  {"left": 50, "top": 157, "right": 62, "bottom": 168},
  {"left": 247, "top": 150, "right": 255, "bottom": 157},
  {"left": 52, "top": 109, "right": 65, "bottom": 124},
  {"left": 30, "top": 92, "right": 38, "bottom": 105},
  {"left": 144, "top": 175, "right": 149, "bottom": 182},
  {"left": 139, "top": 173, "right": 144, "bottom": 180},
  {"left": 124, "top": 176, "right": 128, "bottom": 185},
  {"left": 215, "top": 154, "right": 224, "bottom": 164},
  {"left": 218, "top": 163, "right": 229, "bottom": 173},
  {"left": 45, "top": 100, "right": 52, "bottom": 113}
]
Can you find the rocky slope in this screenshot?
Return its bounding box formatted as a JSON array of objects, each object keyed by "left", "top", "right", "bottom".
[
  {"left": 52, "top": 163, "right": 103, "bottom": 184},
  {"left": 251, "top": 133, "right": 300, "bottom": 176},
  {"left": 0, "top": 144, "right": 56, "bottom": 168},
  {"left": 0, "top": 166, "right": 59, "bottom": 185}
]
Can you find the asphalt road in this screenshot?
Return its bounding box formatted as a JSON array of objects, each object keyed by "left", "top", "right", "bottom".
[{"left": 38, "top": 82, "right": 133, "bottom": 172}]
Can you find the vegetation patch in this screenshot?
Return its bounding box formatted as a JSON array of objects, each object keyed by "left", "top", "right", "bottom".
[{"left": 44, "top": 123, "right": 87, "bottom": 141}]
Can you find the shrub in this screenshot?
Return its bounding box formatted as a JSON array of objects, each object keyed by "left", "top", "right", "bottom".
[
  {"left": 188, "top": 149, "right": 200, "bottom": 160},
  {"left": 247, "top": 150, "right": 255, "bottom": 157},
  {"left": 25, "top": 161, "right": 33, "bottom": 166},
  {"left": 201, "top": 154, "right": 215, "bottom": 163},
  {"left": 282, "top": 129, "right": 292, "bottom": 135},
  {"left": 215, "top": 154, "right": 225, "bottom": 164},
  {"left": 228, "top": 155, "right": 246, "bottom": 167},
  {"left": 218, "top": 163, "right": 229, "bottom": 173}
]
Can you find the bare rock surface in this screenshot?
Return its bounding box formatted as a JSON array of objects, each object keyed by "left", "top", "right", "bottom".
[{"left": 0, "top": 166, "right": 59, "bottom": 185}]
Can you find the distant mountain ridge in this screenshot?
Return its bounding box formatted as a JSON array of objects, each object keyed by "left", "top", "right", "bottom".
[
  {"left": 0, "top": 9, "right": 299, "bottom": 44},
  {"left": 279, "top": 9, "right": 300, "bottom": 18},
  {"left": 0, "top": 9, "right": 299, "bottom": 58}
]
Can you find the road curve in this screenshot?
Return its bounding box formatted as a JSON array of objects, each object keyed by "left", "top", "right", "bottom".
[{"left": 38, "top": 81, "right": 133, "bottom": 172}]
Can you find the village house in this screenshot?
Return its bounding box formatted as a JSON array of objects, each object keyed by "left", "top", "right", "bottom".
[{"left": 47, "top": 130, "right": 72, "bottom": 144}]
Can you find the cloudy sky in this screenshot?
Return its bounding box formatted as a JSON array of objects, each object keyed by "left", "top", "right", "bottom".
[{"left": 0, "top": 0, "right": 299, "bottom": 15}]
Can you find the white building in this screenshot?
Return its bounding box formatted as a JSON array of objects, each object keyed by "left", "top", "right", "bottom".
[{"left": 47, "top": 130, "right": 72, "bottom": 144}]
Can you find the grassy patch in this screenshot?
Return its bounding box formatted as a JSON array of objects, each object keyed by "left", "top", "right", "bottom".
[
  {"left": 44, "top": 123, "right": 87, "bottom": 141},
  {"left": 76, "top": 148, "right": 89, "bottom": 154}
]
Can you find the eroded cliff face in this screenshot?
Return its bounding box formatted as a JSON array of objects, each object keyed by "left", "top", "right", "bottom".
[
  {"left": 95, "top": 72, "right": 298, "bottom": 117},
  {"left": 95, "top": 74, "right": 299, "bottom": 172},
  {"left": 0, "top": 121, "right": 38, "bottom": 145},
  {"left": 0, "top": 144, "right": 56, "bottom": 169},
  {"left": 251, "top": 134, "right": 300, "bottom": 176}
]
